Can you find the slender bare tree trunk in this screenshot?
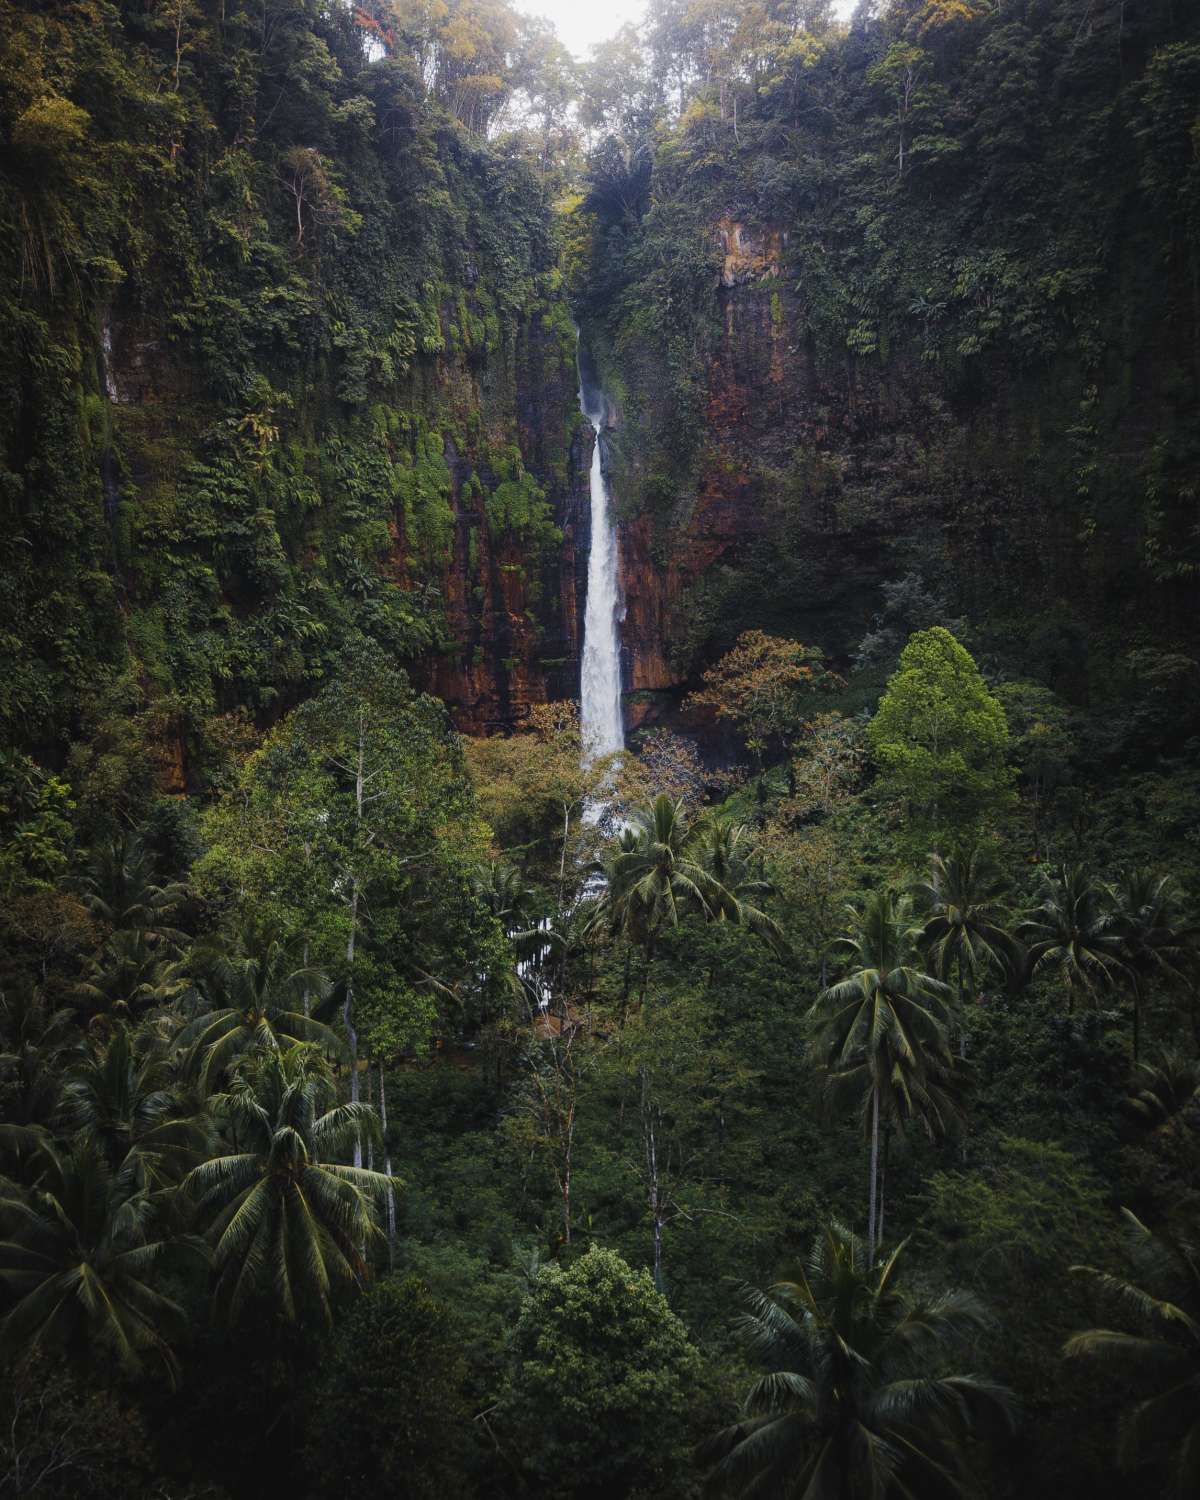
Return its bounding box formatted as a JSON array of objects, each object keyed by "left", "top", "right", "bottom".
[
  {"left": 867, "top": 1085, "right": 880, "bottom": 1259},
  {"left": 878, "top": 1126, "right": 891, "bottom": 1249},
  {"left": 345, "top": 711, "right": 365, "bottom": 1169},
  {"left": 365, "top": 1064, "right": 375, "bottom": 1171},
  {"left": 643, "top": 1066, "right": 665, "bottom": 1291},
  {"left": 378, "top": 1061, "right": 396, "bottom": 1263},
  {"left": 345, "top": 883, "right": 361, "bottom": 1169}
]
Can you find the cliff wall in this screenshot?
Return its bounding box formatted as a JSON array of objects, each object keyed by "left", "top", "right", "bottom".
[
  {"left": 0, "top": 2, "right": 584, "bottom": 790},
  {"left": 578, "top": 0, "right": 1200, "bottom": 740}
]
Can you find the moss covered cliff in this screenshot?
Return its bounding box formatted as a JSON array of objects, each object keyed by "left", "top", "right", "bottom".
[
  {"left": 0, "top": 0, "right": 584, "bottom": 793},
  {"left": 572, "top": 0, "right": 1200, "bottom": 745}
]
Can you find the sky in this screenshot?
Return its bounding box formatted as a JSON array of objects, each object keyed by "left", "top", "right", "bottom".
[{"left": 520, "top": 0, "right": 859, "bottom": 62}]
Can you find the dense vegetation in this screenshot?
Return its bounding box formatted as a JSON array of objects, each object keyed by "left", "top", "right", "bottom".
[{"left": 2, "top": 1, "right": 1200, "bottom": 1498}]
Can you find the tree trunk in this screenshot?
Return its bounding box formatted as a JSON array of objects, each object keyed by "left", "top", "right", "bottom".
[
  {"left": 345, "top": 716, "right": 365, "bottom": 1169},
  {"left": 957, "top": 963, "right": 968, "bottom": 1059},
  {"left": 378, "top": 1061, "right": 396, "bottom": 1262},
  {"left": 878, "top": 1125, "right": 891, "bottom": 1249},
  {"left": 643, "top": 1067, "right": 664, "bottom": 1291},
  {"left": 345, "top": 883, "right": 361, "bottom": 1169},
  {"left": 867, "top": 1085, "right": 880, "bottom": 1259},
  {"left": 365, "top": 1063, "right": 375, "bottom": 1171}
]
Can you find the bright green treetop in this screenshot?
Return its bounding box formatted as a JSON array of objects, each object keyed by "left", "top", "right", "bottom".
[
  {"left": 502, "top": 1243, "right": 702, "bottom": 1499},
  {"left": 868, "top": 627, "right": 1013, "bottom": 849}
]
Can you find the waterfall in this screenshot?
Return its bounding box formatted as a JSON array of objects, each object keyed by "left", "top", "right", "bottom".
[
  {"left": 578, "top": 362, "right": 624, "bottom": 776},
  {"left": 100, "top": 319, "right": 119, "bottom": 402}
]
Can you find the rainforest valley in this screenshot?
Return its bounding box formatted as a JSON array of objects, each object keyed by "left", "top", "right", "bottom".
[{"left": 2, "top": 1, "right": 1200, "bottom": 1497}]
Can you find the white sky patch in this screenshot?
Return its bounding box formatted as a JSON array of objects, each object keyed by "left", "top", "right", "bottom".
[{"left": 518, "top": 0, "right": 858, "bottom": 62}]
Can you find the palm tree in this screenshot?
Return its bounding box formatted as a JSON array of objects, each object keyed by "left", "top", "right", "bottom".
[
  {"left": 592, "top": 796, "right": 775, "bottom": 1004},
  {"left": 700, "top": 820, "right": 787, "bottom": 953},
  {"left": 72, "top": 930, "right": 193, "bottom": 1024},
  {"left": 913, "top": 847, "right": 1024, "bottom": 1033},
  {"left": 1109, "top": 869, "right": 1196, "bottom": 1060},
  {"left": 59, "top": 1024, "right": 204, "bottom": 1188},
  {"left": 70, "top": 834, "right": 188, "bottom": 947},
  {"left": 1065, "top": 1210, "right": 1200, "bottom": 1497},
  {"left": 1126, "top": 1048, "right": 1200, "bottom": 1133},
  {"left": 1019, "top": 863, "right": 1127, "bottom": 1014},
  {"left": 0, "top": 981, "right": 75, "bottom": 1165},
  {"left": 471, "top": 860, "right": 558, "bottom": 1013},
  {"left": 183, "top": 1045, "right": 396, "bottom": 1325},
  {"left": 471, "top": 860, "right": 537, "bottom": 935},
  {"left": 595, "top": 796, "right": 728, "bottom": 948},
  {"left": 0, "top": 1134, "right": 199, "bottom": 1386},
  {"left": 704, "top": 1221, "right": 1014, "bottom": 1498},
  {"left": 809, "top": 890, "right": 957, "bottom": 1258},
  {"left": 180, "top": 926, "right": 337, "bottom": 1089}
]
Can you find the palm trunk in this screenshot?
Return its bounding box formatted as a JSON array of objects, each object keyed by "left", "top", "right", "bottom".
[
  {"left": 867, "top": 1085, "right": 880, "bottom": 1259},
  {"left": 643, "top": 1066, "right": 665, "bottom": 1291},
  {"left": 345, "top": 716, "right": 365, "bottom": 1169},
  {"left": 345, "top": 883, "right": 361, "bottom": 1169},
  {"left": 638, "top": 937, "right": 655, "bottom": 1008},
  {"left": 957, "top": 964, "right": 969, "bottom": 1059},
  {"left": 365, "top": 1063, "right": 375, "bottom": 1171},
  {"left": 877, "top": 1125, "right": 891, "bottom": 1248},
  {"left": 559, "top": 802, "right": 570, "bottom": 906},
  {"left": 378, "top": 1061, "right": 395, "bottom": 1263}
]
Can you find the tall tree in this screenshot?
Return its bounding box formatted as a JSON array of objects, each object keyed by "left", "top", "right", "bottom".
[
  {"left": 592, "top": 795, "right": 767, "bottom": 1001},
  {"left": 868, "top": 627, "right": 1013, "bottom": 851},
  {"left": 183, "top": 1045, "right": 396, "bottom": 1326},
  {"left": 809, "top": 889, "right": 958, "bottom": 1257},
  {"left": 1065, "top": 1210, "right": 1200, "bottom": 1498},
  {"left": 500, "top": 1245, "right": 701, "bottom": 1499},
  {"left": 0, "top": 1135, "right": 199, "bottom": 1385},
  {"left": 686, "top": 630, "right": 842, "bottom": 783},
  {"left": 1108, "top": 868, "right": 1196, "bottom": 1060},
  {"left": 705, "top": 1221, "right": 1014, "bottom": 1498},
  {"left": 1020, "top": 864, "right": 1127, "bottom": 1016},
  {"left": 68, "top": 835, "right": 187, "bottom": 948},
  {"left": 199, "top": 646, "right": 500, "bottom": 1157},
  {"left": 59, "top": 1022, "right": 203, "bottom": 1187},
  {"left": 180, "top": 924, "right": 337, "bottom": 1090},
  {"left": 699, "top": 819, "right": 786, "bottom": 952},
  {"left": 913, "top": 845, "right": 1024, "bottom": 1032}
]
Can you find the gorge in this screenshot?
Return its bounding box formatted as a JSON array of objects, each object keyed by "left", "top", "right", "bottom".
[{"left": 1, "top": 3, "right": 1200, "bottom": 1499}]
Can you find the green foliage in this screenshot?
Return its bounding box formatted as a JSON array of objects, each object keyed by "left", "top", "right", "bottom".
[
  {"left": 0, "top": 1133, "right": 199, "bottom": 1386},
  {"left": 501, "top": 1244, "right": 702, "bottom": 1498},
  {"left": 869, "top": 628, "right": 1013, "bottom": 850},
  {"left": 0, "top": 5, "right": 1199, "bottom": 1499},
  {"left": 303, "top": 1275, "right": 473, "bottom": 1499},
  {"left": 1065, "top": 1209, "right": 1200, "bottom": 1498},
  {"left": 0, "top": 0, "right": 577, "bottom": 757},
  {"left": 705, "top": 1221, "right": 1013, "bottom": 1499},
  {"left": 183, "top": 1045, "right": 395, "bottom": 1327}
]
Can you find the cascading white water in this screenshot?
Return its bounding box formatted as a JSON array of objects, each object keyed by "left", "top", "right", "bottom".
[{"left": 579, "top": 378, "right": 624, "bottom": 775}]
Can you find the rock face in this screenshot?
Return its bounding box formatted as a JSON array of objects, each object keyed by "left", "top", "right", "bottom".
[
  {"left": 422, "top": 392, "right": 592, "bottom": 734},
  {"left": 603, "top": 211, "right": 1177, "bottom": 719},
  {"left": 101, "top": 291, "right": 587, "bottom": 751}
]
